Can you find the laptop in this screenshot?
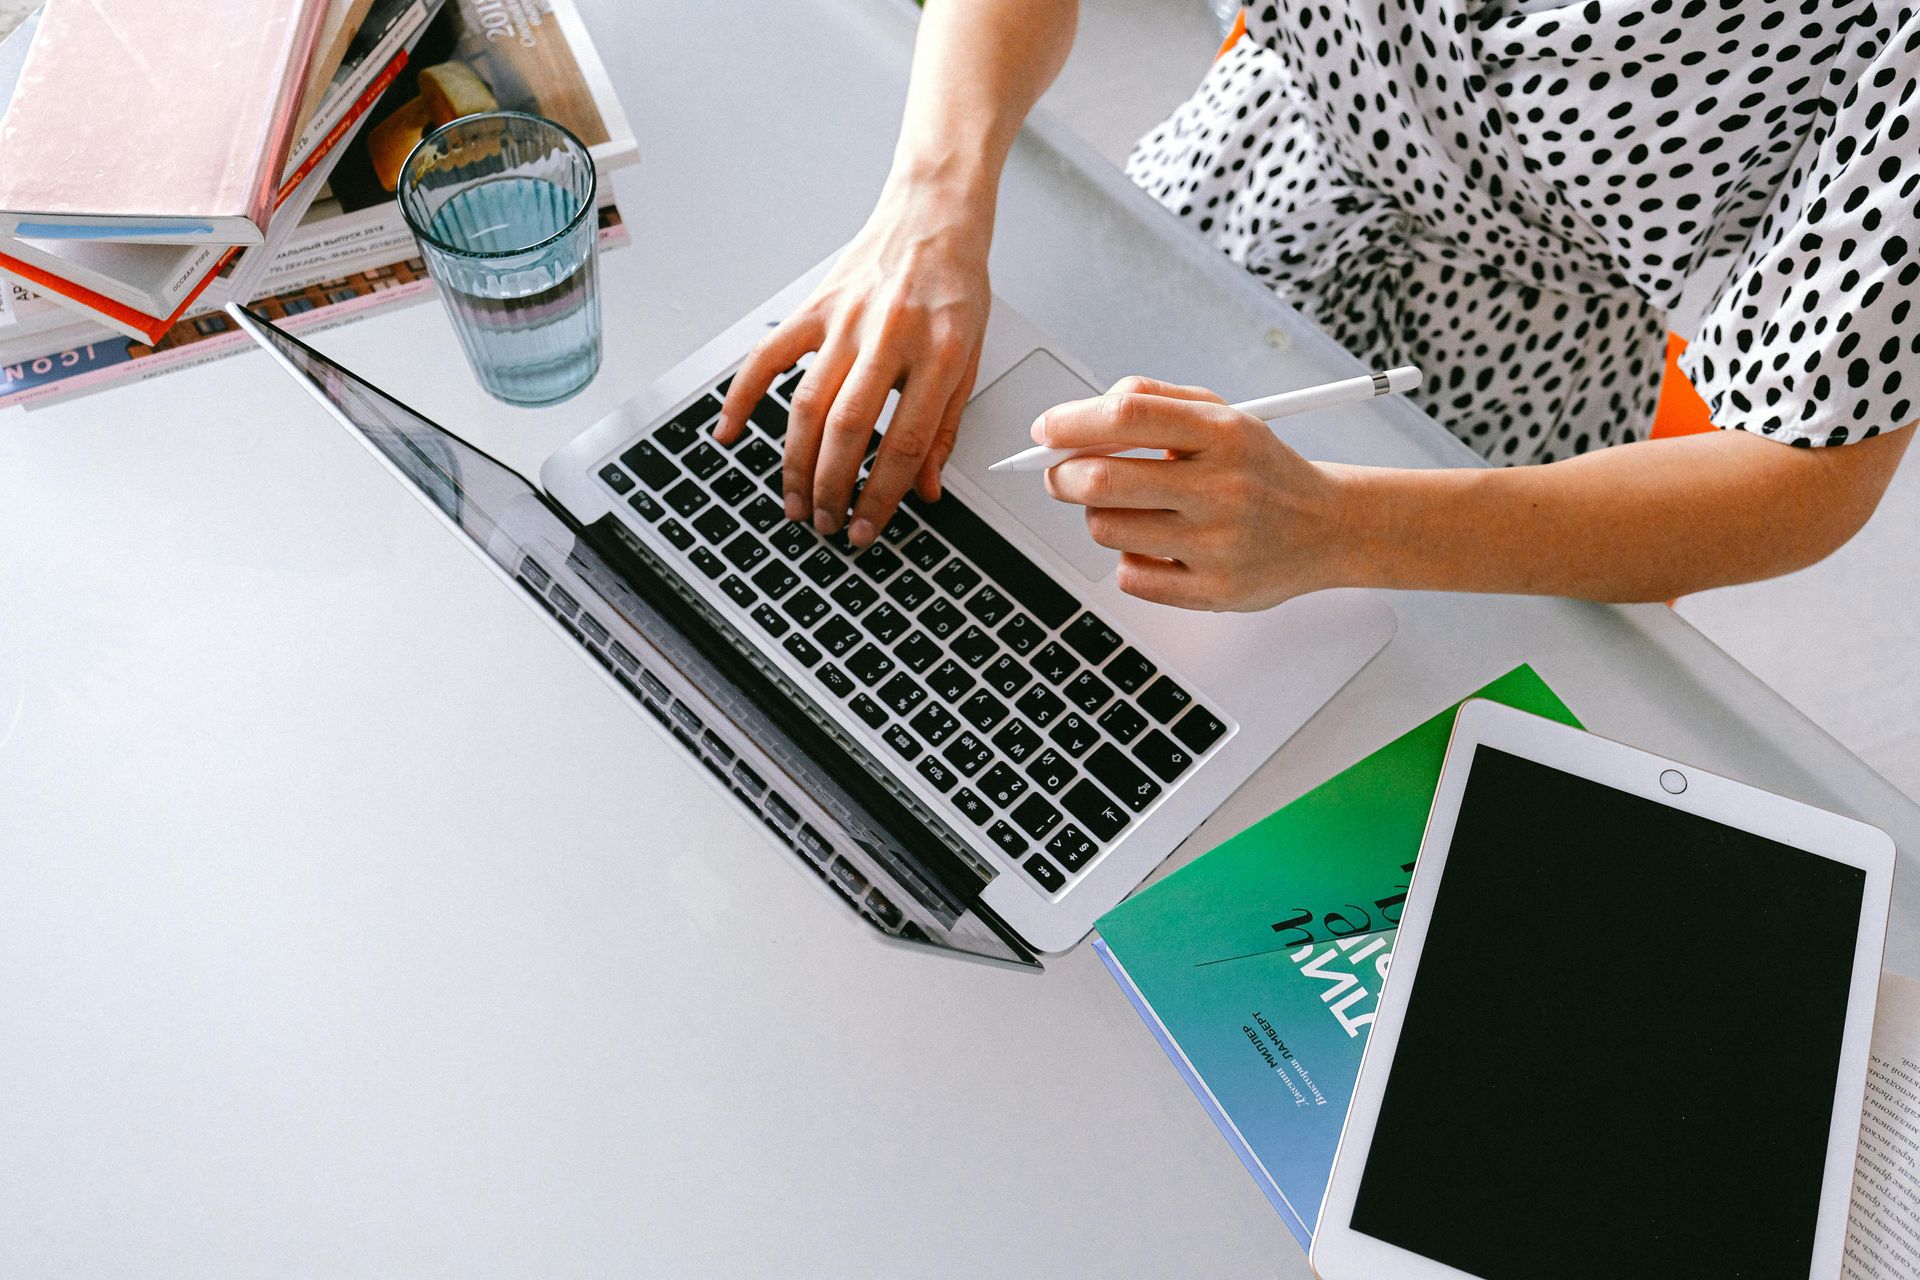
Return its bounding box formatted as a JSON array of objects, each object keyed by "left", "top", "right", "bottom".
[{"left": 229, "top": 253, "right": 1395, "bottom": 967}]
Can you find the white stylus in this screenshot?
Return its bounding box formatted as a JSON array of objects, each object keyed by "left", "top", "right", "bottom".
[{"left": 986, "top": 366, "right": 1423, "bottom": 473}]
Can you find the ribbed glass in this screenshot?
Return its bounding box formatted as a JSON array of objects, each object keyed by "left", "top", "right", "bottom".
[{"left": 397, "top": 112, "right": 601, "bottom": 407}]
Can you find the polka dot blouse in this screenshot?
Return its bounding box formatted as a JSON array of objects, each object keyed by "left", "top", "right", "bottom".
[{"left": 1126, "top": 0, "right": 1920, "bottom": 464}]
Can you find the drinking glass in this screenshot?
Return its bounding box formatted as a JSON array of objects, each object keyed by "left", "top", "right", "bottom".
[{"left": 397, "top": 111, "right": 601, "bottom": 407}]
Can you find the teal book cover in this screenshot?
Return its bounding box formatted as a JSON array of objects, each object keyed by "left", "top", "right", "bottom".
[{"left": 1093, "top": 665, "right": 1580, "bottom": 1247}]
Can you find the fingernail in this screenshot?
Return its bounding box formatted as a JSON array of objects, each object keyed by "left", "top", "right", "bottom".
[
  {"left": 849, "top": 518, "right": 875, "bottom": 547},
  {"left": 714, "top": 413, "right": 732, "bottom": 439},
  {"left": 784, "top": 492, "right": 807, "bottom": 521},
  {"left": 813, "top": 510, "right": 837, "bottom": 535},
  {"left": 1030, "top": 415, "right": 1047, "bottom": 443}
]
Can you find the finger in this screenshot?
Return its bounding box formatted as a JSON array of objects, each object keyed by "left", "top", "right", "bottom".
[
  {"left": 718, "top": 315, "right": 821, "bottom": 445},
  {"left": 810, "top": 352, "right": 900, "bottom": 534},
  {"left": 1113, "top": 553, "right": 1216, "bottom": 610},
  {"left": 849, "top": 358, "right": 960, "bottom": 547},
  {"left": 782, "top": 333, "right": 858, "bottom": 522},
  {"left": 1030, "top": 389, "right": 1240, "bottom": 454},
  {"left": 1083, "top": 508, "right": 1190, "bottom": 559},
  {"left": 1101, "top": 374, "right": 1228, "bottom": 406},
  {"left": 1044, "top": 455, "right": 1192, "bottom": 511},
  {"left": 915, "top": 341, "right": 982, "bottom": 503}
]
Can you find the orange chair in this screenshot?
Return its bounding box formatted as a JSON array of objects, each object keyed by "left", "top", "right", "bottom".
[{"left": 1650, "top": 333, "right": 1715, "bottom": 439}]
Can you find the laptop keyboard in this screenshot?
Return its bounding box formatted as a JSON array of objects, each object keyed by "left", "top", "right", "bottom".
[{"left": 596, "top": 367, "right": 1232, "bottom": 895}]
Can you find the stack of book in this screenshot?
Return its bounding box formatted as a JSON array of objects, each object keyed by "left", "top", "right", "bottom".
[{"left": 0, "top": 0, "right": 636, "bottom": 411}]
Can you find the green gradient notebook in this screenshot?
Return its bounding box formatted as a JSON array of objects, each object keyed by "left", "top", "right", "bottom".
[{"left": 1093, "top": 665, "right": 1579, "bottom": 1247}]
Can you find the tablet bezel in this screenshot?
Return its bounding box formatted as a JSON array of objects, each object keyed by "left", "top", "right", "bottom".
[{"left": 1309, "top": 699, "right": 1895, "bottom": 1280}]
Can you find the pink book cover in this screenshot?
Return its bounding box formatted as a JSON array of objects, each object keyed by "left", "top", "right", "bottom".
[{"left": 0, "top": 0, "right": 330, "bottom": 245}]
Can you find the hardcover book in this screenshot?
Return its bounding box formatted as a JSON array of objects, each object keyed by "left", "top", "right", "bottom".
[{"left": 1094, "top": 665, "right": 1581, "bottom": 1247}]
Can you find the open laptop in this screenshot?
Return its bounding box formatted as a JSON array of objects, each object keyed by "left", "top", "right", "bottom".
[{"left": 229, "top": 253, "right": 1395, "bottom": 967}]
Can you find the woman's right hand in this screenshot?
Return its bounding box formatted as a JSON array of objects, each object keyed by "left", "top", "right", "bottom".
[{"left": 714, "top": 175, "right": 993, "bottom": 549}]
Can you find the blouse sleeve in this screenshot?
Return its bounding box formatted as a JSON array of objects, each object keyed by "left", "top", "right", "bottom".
[{"left": 1679, "top": 13, "right": 1920, "bottom": 447}]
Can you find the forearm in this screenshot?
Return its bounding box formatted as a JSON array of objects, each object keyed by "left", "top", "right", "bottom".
[
  {"left": 887, "top": 0, "right": 1078, "bottom": 227},
  {"left": 1327, "top": 427, "right": 1914, "bottom": 603}
]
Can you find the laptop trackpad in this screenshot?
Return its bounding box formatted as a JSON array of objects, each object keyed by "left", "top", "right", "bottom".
[{"left": 948, "top": 350, "right": 1117, "bottom": 584}]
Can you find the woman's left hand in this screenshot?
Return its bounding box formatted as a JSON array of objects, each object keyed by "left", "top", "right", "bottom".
[{"left": 1037, "top": 377, "right": 1353, "bottom": 612}]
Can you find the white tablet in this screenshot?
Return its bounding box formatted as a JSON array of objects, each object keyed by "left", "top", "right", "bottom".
[{"left": 1310, "top": 700, "right": 1895, "bottom": 1280}]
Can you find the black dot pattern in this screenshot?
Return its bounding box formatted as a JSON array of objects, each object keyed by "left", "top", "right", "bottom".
[{"left": 1125, "top": 0, "right": 1920, "bottom": 463}]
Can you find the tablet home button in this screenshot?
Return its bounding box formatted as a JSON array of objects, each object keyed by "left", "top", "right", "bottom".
[{"left": 1659, "top": 769, "right": 1687, "bottom": 794}]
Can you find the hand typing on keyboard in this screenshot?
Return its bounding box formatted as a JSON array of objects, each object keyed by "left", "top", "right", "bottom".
[
  {"left": 712, "top": 181, "right": 992, "bottom": 551},
  {"left": 1035, "top": 376, "right": 1350, "bottom": 613}
]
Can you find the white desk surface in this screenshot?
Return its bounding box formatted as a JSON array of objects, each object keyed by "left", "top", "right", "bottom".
[{"left": 2, "top": 2, "right": 1914, "bottom": 1276}]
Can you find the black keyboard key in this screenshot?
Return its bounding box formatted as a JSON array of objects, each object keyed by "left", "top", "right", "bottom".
[
  {"left": 817, "top": 617, "right": 860, "bottom": 657},
  {"left": 639, "top": 669, "right": 672, "bottom": 703},
  {"left": 998, "top": 614, "right": 1045, "bottom": 655},
  {"left": 738, "top": 438, "right": 782, "bottom": 475},
  {"left": 878, "top": 673, "right": 927, "bottom": 716},
  {"left": 992, "top": 720, "right": 1044, "bottom": 764},
  {"left": 1011, "top": 794, "right": 1062, "bottom": 840},
  {"left": 854, "top": 543, "right": 903, "bottom": 583},
  {"left": 895, "top": 630, "right": 942, "bottom": 673},
  {"left": 770, "top": 523, "right": 813, "bottom": 559},
  {"left": 693, "top": 507, "right": 740, "bottom": 545},
  {"left": 1098, "top": 701, "right": 1149, "bottom": 744},
  {"left": 901, "top": 492, "right": 1079, "bottom": 628},
  {"left": 1139, "top": 676, "right": 1193, "bottom": 723},
  {"left": 783, "top": 632, "right": 822, "bottom": 667},
  {"left": 1016, "top": 685, "right": 1067, "bottom": 727},
  {"left": 849, "top": 693, "right": 887, "bottom": 728},
  {"left": 722, "top": 532, "right": 769, "bottom": 573},
  {"left": 701, "top": 730, "right": 736, "bottom": 765},
  {"left": 982, "top": 655, "right": 1032, "bottom": 698},
  {"left": 752, "top": 560, "right": 799, "bottom": 600},
  {"left": 711, "top": 467, "right": 755, "bottom": 506},
  {"left": 819, "top": 663, "right": 853, "bottom": 698},
  {"left": 942, "top": 731, "right": 992, "bottom": 776},
  {"left": 682, "top": 441, "right": 727, "bottom": 480},
  {"left": 598, "top": 463, "right": 635, "bottom": 493},
  {"left": 1088, "top": 744, "right": 1161, "bottom": 812},
  {"left": 800, "top": 547, "right": 848, "bottom": 588},
  {"left": 862, "top": 602, "right": 911, "bottom": 644},
  {"left": 689, "top": 546, "right": 725, "bottom": 579},
  {"left": 657, "top": 394, "right": 722, "bottom": 450},
  {"left": 1046, "top": 824, "right": 1096, "bottom": 872},
  {"left": 1022, "top": 853, "right": 1065, "bottom": 893},
  {"left": 775, "top": 367, "right": 806, "bottom": 401},
  {"left": 880, "top": 510, "right": 919, "bottom": 543},
  {"left": 751, "top": 603, "right": 789, "bottom": 637},
  {"left": 765, "top": 792, "right": 800, "bottom": 828},
  {"left": 918, "top": 598, "right": 966, "bottom": 639},
  {"left": 829, "top": 577, "right": 879, "bottom": 615},
  {"left": 1063, "top": 613, "right": 1124, "bottom": 664},
  {"left": 658, "top": 519, "right": 694, "bottom": 551},
  {"left": 886, "top": 569, "right": 935, "bottom": 611},
  {"left": 1133, "top": 729, "right": 1196, "bottom": 782},
  {"left": 846, "top": 643, "right": 895, "bottom": 686},
  {"left": 1106, "top": 647, "right": 1156, "bottom": 694},
  {"left": 931, "top": 558, "right": 982, "bottom": 599},
  {"left": 628, "top": 490, "right": 665, "bottom": 522},
  {"left": 665, "top": 478, "right": 710, "bottom": 518},
  {"left": 958, "top": 690, "right": 1008, "bottom": 732},
  {"left": 783, "top": 587, "right": 830, "bottom": 629},
  {"left": 1173, "top": 705, "right": 1227, "bottom": 754},
  {"left": 901, "top": 531, "right": 948, "bottom": 571},
  {"left": 987, "top": 821, "right": 1027, "bottom": 857},
  {"left": 916, "top": 756, "right": 958, "bottom": 793},
  {"left": 1048, "top": 713, "right": 1099, "bottom": 757},
  {"left": 751, "top": 395, "right": 790, "bottom": 438},
  {"left": 620, "top": 440, "right": 680, "bottom": 489},
  {"left": 1033, "top": 642, "right": 1079, "bottom": 685},
  {"left": 732, "top": 759, "right": 767, "bottom": 796},
  {"left": 964, "top": 585, "right": 1013, "bottom": 626},
  {"left": 927, "top": 659, "right": 976, "bottom": 703},
  {"left": 1066, "top": 671, "right": 1114, "bottom": 714},
  {"left": 882, "top": 723, "right": 922, "bottom": 760},
  {"left": 951, "top": 626, "right": 998, "bottom": 668},
  {"left": 910, "top": 704, "right": 960, "bottom": 746},
  {"left": 741, "top": 494, "right": 785, "bottom": 533},
  {"left": 1025, "top": 748, "right": 1077, "bottom": 795},
  {"left": 1062, "top": 780, "right": 1129, "bottom": 842},
  {"left": 953, "top": 788, "right": 993, "bottom": 826},
  {"left": 978, "top": 763, "right": 1028, "bottom": 809}
]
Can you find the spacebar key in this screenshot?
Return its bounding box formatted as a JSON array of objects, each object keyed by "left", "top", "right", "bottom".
[{"left": 901, "top": 493, "right": 1077, "bottom": 629}]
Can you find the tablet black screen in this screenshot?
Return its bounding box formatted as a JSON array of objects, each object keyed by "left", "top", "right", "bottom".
[{"left": 1349, "top": 746, "right": 1865, "bottom": 1279}]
